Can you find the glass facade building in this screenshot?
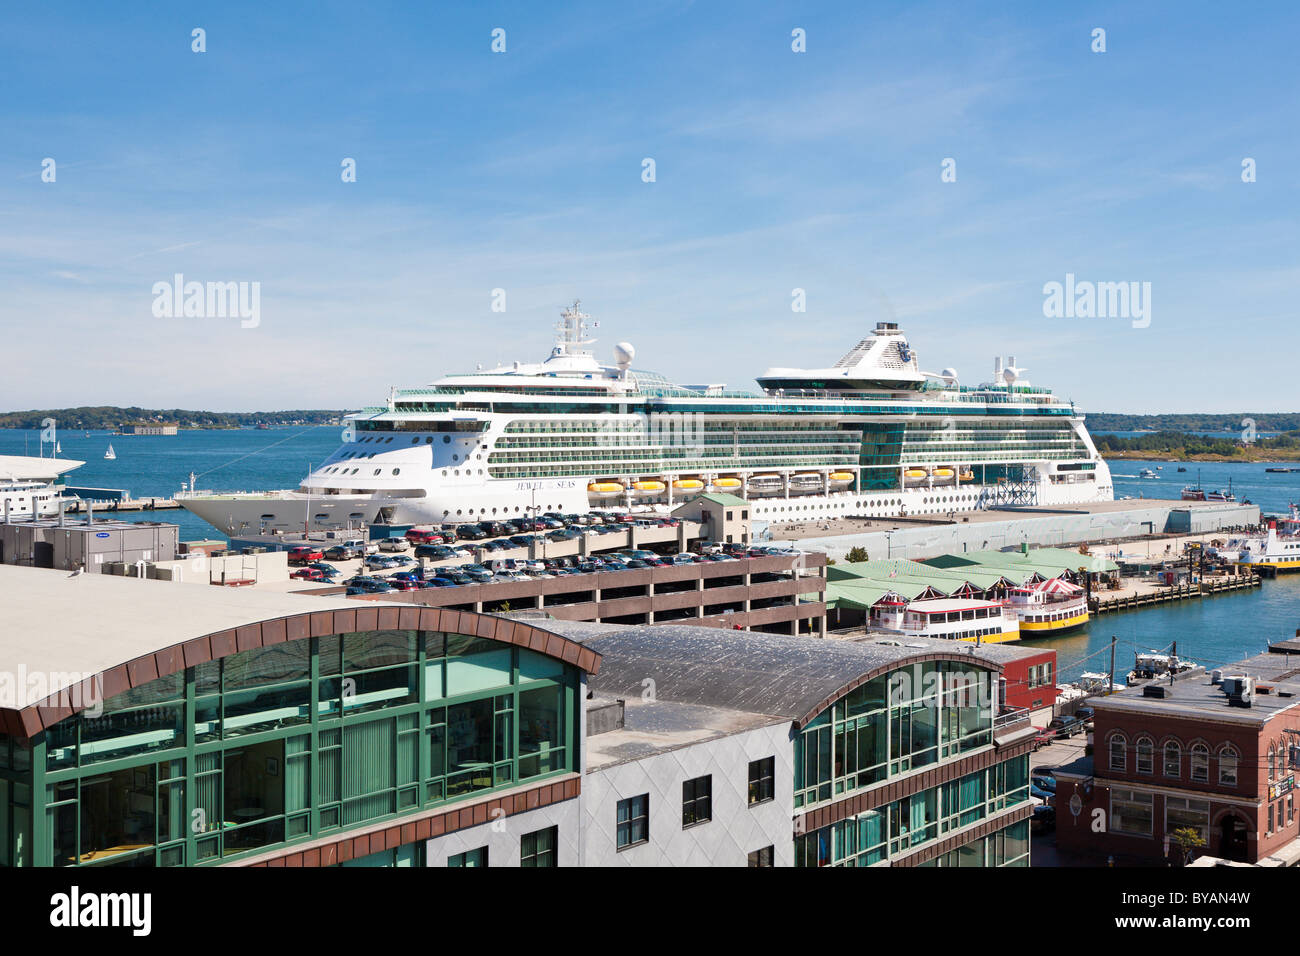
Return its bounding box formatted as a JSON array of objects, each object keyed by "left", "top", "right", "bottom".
[
  {"left": 791, "top": 660, "right": 1032, "bottom": 867},
  {"left": 0, "top": 629, "right": 581, "bottom": 867}
]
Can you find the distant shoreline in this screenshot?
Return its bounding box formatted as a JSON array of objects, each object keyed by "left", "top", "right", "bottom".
[{"left": 1104, "top": 451, "right": 1300, "bottom": 463}]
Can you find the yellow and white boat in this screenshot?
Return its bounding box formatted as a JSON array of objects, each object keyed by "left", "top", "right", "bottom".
[
  {"left": 587, "top": 481, "right": 624, "bottom": 498},
  {"left": 631, "top": 479, "right": 666, "bottom": 496},
  {"left": 672, "top": 478, "right": 705, "bottom": 492},
  {"left": 1004, "top": 578, "right": 1089, "bottom": 635}
]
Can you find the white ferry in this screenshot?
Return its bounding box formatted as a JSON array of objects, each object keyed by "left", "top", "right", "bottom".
[
  {"left": 1003, "top": 577, "right": 1090, "bottom": 636},
  {"left": 869, "top": 594, "right": 1020, "bottom": 643},
  {"left": 1222, "top": 507, "right": 1300, "bottom": 571},
  {"left": 177, "top": 302, "right": 1114, "bottom": 536}
]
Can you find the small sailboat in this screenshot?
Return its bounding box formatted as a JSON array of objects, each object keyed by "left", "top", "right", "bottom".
[
  {"left": 55, "top": 441, "right": 62, "bottom": 454},
  {"left": 104, "top": 443, "right": 116, "bottom": 460}
]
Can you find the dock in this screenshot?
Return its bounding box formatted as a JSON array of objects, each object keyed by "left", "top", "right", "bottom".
[
  {"left": 1089, "top": 573, "right": 1260, "bottom": 614},
  {"left": 61, "top": 496, "right": 181, "bottom": 513}
]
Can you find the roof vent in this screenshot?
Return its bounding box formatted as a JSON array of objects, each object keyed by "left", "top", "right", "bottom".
[{"left": 1221, "top": 675, "right": 1255, "bottom": 707}]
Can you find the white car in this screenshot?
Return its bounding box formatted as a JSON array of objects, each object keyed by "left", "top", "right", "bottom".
[{"left": 378, "top": 538, "right": 409, "bottom": 553}]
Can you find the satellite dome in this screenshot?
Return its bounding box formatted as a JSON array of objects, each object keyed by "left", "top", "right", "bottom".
[
  {"left": 614, "top": 342, "right": 635, "bottom": 368},
  {"left": 941, "top": 367, "right": 959, "bottom": 386}
]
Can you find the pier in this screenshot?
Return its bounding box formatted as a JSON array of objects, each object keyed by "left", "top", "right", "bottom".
[
  {"left": 60, "top": 494, "right": 181, "bottom": 513},
  {"left": 1089, "top": 572, "right": 1260, "bottom": 614}
]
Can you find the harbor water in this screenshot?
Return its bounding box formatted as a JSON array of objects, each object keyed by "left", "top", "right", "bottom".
[{"left": 5, "top": 428, "right": 1300, "bottom": 672}]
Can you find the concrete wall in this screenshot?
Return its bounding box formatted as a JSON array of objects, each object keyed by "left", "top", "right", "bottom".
[
  {"left": 582, "top": 721, "right": 794, "bottom": 866},
  {"left": 793, "top": 503, "right": 1261, "bottom": 562}
]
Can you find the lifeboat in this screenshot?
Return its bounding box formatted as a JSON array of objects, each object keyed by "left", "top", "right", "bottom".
[
  {"left": 829, "top": 471, "right": 854, "bottom": 483},
  {"left": 746, "top": 474, "right": 783, "bottom": 497},
  {"left": 712, "top": 477, "right": 743, "bottom": 490},
  {"left": 672, "top": 478, "right": 705, "bottom": 491},
  {"left": 587, "top": 481, "right": 624, "bottom": 498},
  {"left": 904, "top": 468, "right": 928, "bottom": 486},
  {"left": 631, "top": 480, "right": 667, "bottom": 496},
  {"left": 931, "top": 467, "right": 956, "bottom": 483},
  {"left": 959, "top": 470, "right": 975, "bottom": 483}
]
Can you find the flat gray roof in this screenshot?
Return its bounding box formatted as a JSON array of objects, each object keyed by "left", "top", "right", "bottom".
[
  {"left": 585, "top": 695, "right": 786, "bottom": 770},
  {"left": 0, "top": 564, "right": 365, "bottom": 709},
  {"left": 541, "top": 620, "right": 1012, "bottom": 725},
  {"left": 1095, "top": 652, "right": 1300, "bottom": 725}
]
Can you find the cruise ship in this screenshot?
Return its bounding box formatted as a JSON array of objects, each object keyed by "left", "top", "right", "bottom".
[{"left": 177, "top": 302, "right": 1114, "bottom": 536}]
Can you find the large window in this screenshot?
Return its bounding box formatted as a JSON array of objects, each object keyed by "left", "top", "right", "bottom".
[
  {"left": 1163, "top": 741, "right": 1181, "bottom": 778},
  {"left": 1190, "top": 744, "right": 1209, "bottom": 783},
  {"left": 748, "top": 757, "right": 775, "bottom": 806},
  {"left": 1219, "top": 747, "right": 1238, "bottom": 786},
  {"left": 1135, "top": 737, "right": 1154, "bottom": 774},
  {"left": 1111, "top": 788, "right": 1154, "bottom": 836},
  {"left": 793, "top": 662, "right": 996, "bottom": 810},
  {"left": 1109, "top": 734, "right": 1126, "bottom": 772},
  {"left": 520, "top": 826, "right": 557, "bottom": 867},
  {"left": 682, "top": 775, "right": 712, "bottom": 828},
  {"left": 1165, "top": 796, "right": 1210, "bottom": 844},
  {"left": 448, "top": 846, "right": 488, "bottom": 867},
  {"left": 31, "top": 629, "right": 578, "bottom": 867},
  {"left": 617, "top": 795, "right": 649, "bottom": 850}
]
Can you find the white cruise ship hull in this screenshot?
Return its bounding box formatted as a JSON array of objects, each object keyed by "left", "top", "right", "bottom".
[{"left": 178, "top": 462, "right": 1113, "bottom": 536}]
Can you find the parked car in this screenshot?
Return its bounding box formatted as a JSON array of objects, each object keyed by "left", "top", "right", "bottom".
[
  {"left": 414, "top": 544, "right": 455, "bottom": 560},
  {"left": 378, "top": 538, "right": 409, "bottom": 552},
  {"left": 287, "top": 546, "right": 323, "bottom": 565},
  {"left": 1033, "top": 728, "right": 1057, "bottom": 750},
  {"left": 1047, "top": 715, "right": 1085, "bottom": 738},
  {"left": 308, "top": 562, "right": 340, "bottom": 575},
  {"left": 1074, "top": 706, "right": 1096, "bottom": 724},
  {"left": 1031, "top": 772, "right": 1057, "bottom": 793},
  {"left": 290, "top": 568, "right": 327, "bottom": 582},
  {"left": 456, "top": 525, "right": 487, "bottom": 540},
  {"left": 324, "top": 545, "right": 362, "bottom": 561},
  {"left": 670, "top": 553, "right": 699, "bottom": 565}
]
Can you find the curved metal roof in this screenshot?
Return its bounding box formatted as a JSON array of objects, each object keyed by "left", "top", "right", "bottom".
[{"left": 537, "top": 620, "right": 1009, "bottom": 728}]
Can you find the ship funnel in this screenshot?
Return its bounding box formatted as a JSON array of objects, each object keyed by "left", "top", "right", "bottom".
[{"left": 994, "top": 356, "right": 1003, "bottom": 376}]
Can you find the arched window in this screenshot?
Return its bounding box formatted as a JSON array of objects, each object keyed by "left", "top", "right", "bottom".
[
  {"left": 1190, "top": 743, "right": 1210, "bottom": 783},
  {"left": 1136, "top": 736, "right": 1154, "bottom": 774},
  {"left": 1219, "top": 746, "right": 1239, "bottom": 786},
  {"left": 1163, "top": 740, "right": 1181, "bottom": 778},
  {"left": 1269, "top": 744, "right": 1278, "bottom": 781},
  {"left": 1109, "top": 733, "right": 1127, "bottom": 772}
]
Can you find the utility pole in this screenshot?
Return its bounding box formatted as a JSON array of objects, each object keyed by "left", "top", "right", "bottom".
[{"left": 1108, "top": 635, "right": 1117, "bottom": 695}]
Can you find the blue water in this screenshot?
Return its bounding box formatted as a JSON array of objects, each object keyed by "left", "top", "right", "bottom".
[
  {"left": 1038, "top": 574, "right": 1300, "bottom": 683},
  {"left": 0, "top": 426, "right": 343, "bottom": 542},
  {"left": 7, "top": 428, "right": 1300, "bottom": 670},
  {"left": 1110, "top": 459, "right": 1300, "bottom": 515}
]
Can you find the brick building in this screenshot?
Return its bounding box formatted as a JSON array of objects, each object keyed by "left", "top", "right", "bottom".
[{"left": 1055, "top": 651, "right": 1300, "bottom": 866}]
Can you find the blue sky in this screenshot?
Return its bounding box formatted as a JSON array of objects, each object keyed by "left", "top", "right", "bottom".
[{"left": 2, "top": 1, "right": 1296, "bottom": 414}]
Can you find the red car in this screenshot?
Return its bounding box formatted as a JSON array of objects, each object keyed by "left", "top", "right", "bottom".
[
  {"left": 405, "top": 529, "right": 444, "bottom": 545},
  {"left": 290, "top": 567, "right": 326, "bottom": 581},
  {"left": 287, "top": 546, "right": 323, "bottom": 565}
]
